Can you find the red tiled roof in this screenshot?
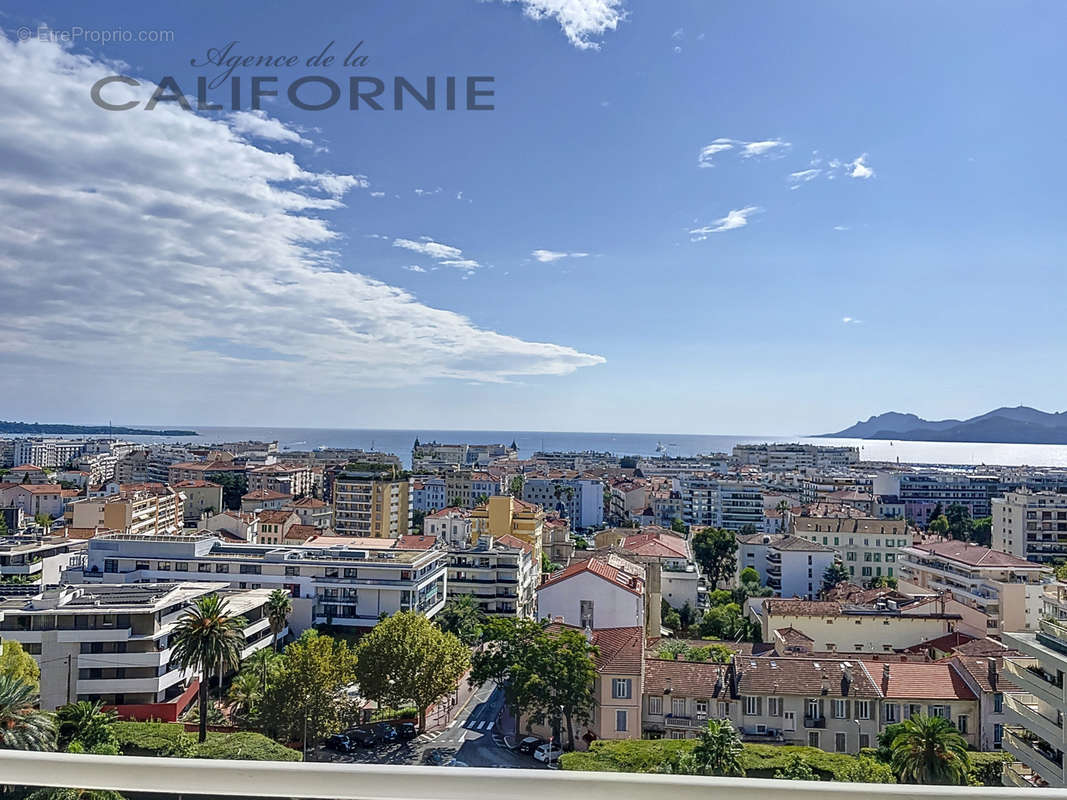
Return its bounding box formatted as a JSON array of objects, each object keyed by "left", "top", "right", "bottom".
[
  {"left": 622, "top": 531, "right": 689, "bottom": 558},
  {"left": 10, "top": 464, "right": 44, "bottom": 472},
  {"left": 901, "top": 632, "right": 977, "bottom": 654},
  {"left": 397, "top": 535, "right": 437, "bottom": 550},
  {"left": 910, "top": 540, "right": 1044, "bottom": 569},
  {"left": 863, "top": 661, "right": 976, "bottom": 700},
  {"left": 591, "top": 627, "right": 644, "bottom": 674},
  {"left": 8, "top": 484, "right": 61, "bottom": 495},
  {"left": 538, "top": 558, "right": 643, "bottom": 597},
  {"left": 258, "top": 510, "right": 296, "bottom": 525},
  {"left": 287, "top": 497, "right": 327, "bottom": 508},
  {"left": 242, "top": 489, "right": 290, "bottom": 500},
  {"left": 173, "top": 480, "right": 221, "bottom": 488},
  {"left": 495, "top": 532, "right": 533, "bottom": 553}
]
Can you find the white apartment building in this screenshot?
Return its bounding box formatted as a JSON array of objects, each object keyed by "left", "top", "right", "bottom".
[
  {"left": 424, "top": 507, "right": 472, "bottom": 548},
  {"left": 0, "top": 536, "right": 86, "bottom": 586},
  {"left": 0, "top": 582, "right": 278, "bottom": 714},
  {"left": 792, "top": 516, "right": 914, "bottom": 583},
  {"left": 898, "top": 540, "right": 1055, "bottom": 634},
  {"left": 13, "top": 439, "right": 86, "bottom": 469},
  {"left": 732, "top": 444, "right": 860, "bottom": 471},
  {"left": 447, "top": 534, "right": 536, "bottom": 618},
  {"left": 0, "top": 484, "right": 67, "bottom": 519},
  {"left": 74, "top": 532, "right": 447, "bottom": 633},
  {"left": 993, "top": 490, "right": 1067, "bottom": 564},
  {"left": 411, "top": 477, "right": 448, "bottom": 512},
  {"left": 68, "top": 486, "right": 184, "bottom": 537},
  {"left": 522, "top": 478, "right": 604, "bottom": 530},
  {"left": 537, "top": 556, "right": 645, "bottom": 630},
  {"left": 737, "top": 534, "right": 835, "bottom": 601}
]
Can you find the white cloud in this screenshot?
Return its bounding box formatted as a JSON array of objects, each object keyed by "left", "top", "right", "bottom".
[
  {"left": 833, "top": 225, "right": 849, "bottom": 231},
  {"left": 841, "top": 317, "right": 862, "bottom": 324},
  {"left": 370, "top": 191, "right": 385, "bottom": 198},
  {"left": 414, "top": 187, "right": 442, "bottom": 197},
  {"left": 689, "top": 206, "right": 762, "bottom": 240},
  {"left": 531, "top": 249, "right": 590, "bottom": 263},
  {"left": 698, "top": 137, "right": 790, "bottom": 168},
  {"left": 392, "top": 238, "right": 483, "bottom": 274},
  {"left": 229, "top": 109, "right": 311, "bottom": 146},
  {"left": 672, "top": 28, "right": 684, "bottom": 40},
  {"left": 498, "top": 0, "right": 627, "bottom": 50},
  {"left": 849, "top": 154, "right": 874, "bottom": 179},
  {"left": 787, "top": 168, "right": 821, "bottom": 188},
  {"left": 0, "top": 34, "right": 603, "bottom": 393},
  {"left": 402, "top": 265, "right": 426, "bottom": 273}
]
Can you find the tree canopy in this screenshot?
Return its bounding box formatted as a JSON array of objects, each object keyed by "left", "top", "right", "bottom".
[
  {"left": 692, "top": 527, "right": 737, "bottom": 588},
  {"left": 0, "top": 640, "right": 41, "bottom": 688},
  {"left": 435, "top": 593, "right": 486, "bottom": 646}
]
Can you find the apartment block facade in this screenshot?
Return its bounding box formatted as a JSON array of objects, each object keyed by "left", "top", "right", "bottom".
[
  {"left": 332, "top": 471, "right": 412, "bottom": 538},
  {"left": 992, "top": 490, "right": 1067, "bottom": 564}
]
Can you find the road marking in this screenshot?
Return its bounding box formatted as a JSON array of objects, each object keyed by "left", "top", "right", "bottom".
[{"left": 485, "top": 722, "right": 494, "bottom": 731}]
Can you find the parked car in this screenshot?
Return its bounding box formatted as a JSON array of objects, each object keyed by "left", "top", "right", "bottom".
[
  {"left": 325, "top": 734, "right": 353, "bottom": 753},
  {"left": 372, "top": 722, "right": 399, "bottom": 743},
  {"left": 517, "top": 736, "right": 544, "bottom": 754},
  {"left": 345, "top": 727, "right": 377, "bottom": 748},
  {"left": 396, "top": 722, "right": 418, "bottom": 740},
  {"left": 533, "top": 743, "right": 562, "bottom": 764},
  {"left": 444, "top": 759, "right": 470, "bottom": 767}
]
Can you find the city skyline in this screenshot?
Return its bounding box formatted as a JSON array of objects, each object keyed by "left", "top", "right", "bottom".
[{"left": 1, "top": 1, "right": 1065, "bottom": 432}]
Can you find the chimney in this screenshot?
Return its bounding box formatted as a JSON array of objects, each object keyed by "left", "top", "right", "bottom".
[{"left": 988, "top": 659, "right": 998, "bottom": 692}]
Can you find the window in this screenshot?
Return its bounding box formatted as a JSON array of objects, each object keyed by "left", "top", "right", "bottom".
[
  {"left": 198, "top": 563, "right": 212, "bottom": 573},
  {"left": 861, "top": 567, "right": 872, "bottom": 577},
  {"left": 285, "top": 565, "right": 299, "bottom": 577},
  {"left": 175, "top": 562, "right": 188, "bottom": 571},
  {"left": 103, "top": 559, "right": 118, "bottom": 573},
  {"left": 806, "top": 698, "right": 820, "bottom": 719},
  {"left": 859, "top": 733, "right": 870, "bottom": 749},
  {"left": 324, "top": 567, "right": 339, "bottom": 578},
  {"left": 135, "top": 561, "right": 149, "bottom": 571},
  {"left": 993, "top": 693, "right": 1003, "bottom": 713},
  {"left": 768, "top": 697, "right": 783, "bottom": 717},
  {"left": 344, "top": 568, "right": 358, "bottom": 578},
  {"left": 832, "top": 699, "right": 847, "bottom": 719},
  {"left": 695, "top": 700, "right": 708, "bottom": 716},
  {"left": 671, "top": 698, "right": 686, "bottom": 717},
  {"left": 929, "top": 705, "right": 949, "bottom": 719},
  {"left": 808, "top": 731, "right": 820, "bottom": 748},
  {"left": 744, "top": 696, "right": 761, "bottom": 716},
  {"left": 240, "top": 564, "right": 261, "bottom": 575},
  {"left": 846, "top": 552, "right": 856, "bottom": 561},
  {"left": 855, "top": 699, "right": 871, "bottom": 720},
  {"left": 615, "top": 710, "right": 627, "bottom": 732},
  {"left": 835, "top": 732, "right": 847, "bottom": 753},
  {"left": 215, "top": 563, "right": 229, "bottom": 573},
  {"left": 956, "top": 715, "right": 968, "bottom": 734},
  {"left": 993, "top": 723, "right": 1003, "bottom": 745},
  {"left": 580, "top": 600, "right": 594, "bottom": 629},
  {"left": 157, "top": 561, "right": 171, "bottom": 571},
  {"left": 648, "top": 696, "right": 662, "bottom": 715},
  {"left": 612, "top": 678, "right": 632, "bottom": 699}
]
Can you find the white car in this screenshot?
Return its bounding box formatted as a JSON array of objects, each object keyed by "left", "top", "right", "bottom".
[{"left": 533, "top": 743, "right": 562, "bottom": 763}]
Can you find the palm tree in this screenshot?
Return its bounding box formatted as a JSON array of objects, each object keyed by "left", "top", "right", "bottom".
[
  {"left": 691, "top": 718, "right": 744, "bottom": 777},
  {"left": 56, "top": 700, "right": 116, "bottom": 751},
  {"left": 889, "top": 714, "right": 970, "bottom": 785},
  {"left": 0, "top": 674, "right": 55, "bottom": 751},
  {"left": 171, "top": 593, "right": 247, "bottom": 742},
  {"left": 227, "top": 670, "right": 262, "bottom": 720},
  {"left": 265, "top": 588, "right": 293, "bottom": 652}
]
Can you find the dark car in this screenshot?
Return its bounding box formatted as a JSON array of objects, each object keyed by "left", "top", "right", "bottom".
[
  {"left": 345, "top": 727, "right": 378, "bottom": 748},
  {"left": 372, "top": 722, "right": 399, "bottom": 743},
  {"left": 325, "top": 733, "right": 353, "bottom": 753},
  {"left": 517, "top": 736, "right": 544, "bottom": 754},
  {"left": 396, "top": 722, "right": 418, "bottom": 740}
]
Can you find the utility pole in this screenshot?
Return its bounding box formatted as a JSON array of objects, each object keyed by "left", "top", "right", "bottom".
[{"left": 65, "top": 654, "right": 72, "bottom": 705}]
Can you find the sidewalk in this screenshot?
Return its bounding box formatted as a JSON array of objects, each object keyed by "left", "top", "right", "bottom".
[{"left": 424, "top": 670, "right": 477, "bottom": 732}]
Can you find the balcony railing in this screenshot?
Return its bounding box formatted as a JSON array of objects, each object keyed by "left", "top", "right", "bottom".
[
  {"left": 0, "top": 749, "right": 1043, "bottom": 800},
  {"left": 804, "top": 716, "right": 826, "bottom": 729}
]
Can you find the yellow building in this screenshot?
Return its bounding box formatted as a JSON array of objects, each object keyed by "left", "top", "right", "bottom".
[
  {"left": 333, "top": 472, "right": 412, "bottom": 538},
  {"left": 471, "top": 496, "right": 544, "bottom": 561}
]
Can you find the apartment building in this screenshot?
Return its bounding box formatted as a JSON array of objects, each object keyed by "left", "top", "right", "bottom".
[
  {"left": 12, "top": 439, "right": 86, "bottom": 469},
  {"left": 898, "top": 540, "right": 1055, "bottom": 633},
  {"left": 792, "top": 516, "right": 914, "bottom": 583},
  {"left": 1002, "top": 594, "right": 1067, "bottom": 787},
  {"left": 600, "top": 528, "right": 699, "bottom": 610},
  {"left": 736, "top": 534, "right": 835, "bottom": 601},
  {"left": 75, "top": 532, "right": 447, "bottom": 633},
  {"left": 256, "top": 510, "right": 312, "bottom": 545},
  {"left": 522, "top": 478, "right": 604, "bottom": 530},
  {"left": 412, "top": 442, "right": 514, "bottom": 471},
  {"left": 200, "top": 510, "right": 260, "bottom": 543},
  {"left": 447, "top": 533, "right": 536, "bottom": 618},
  {"left": 445, "top": 471, "right": 505, "bottom": 509},
  {"left": 755, "top": 598, "right": 960, "bottom": 655},
  {"left": 172, "top": 480, "right": 223, "bottom": 523},
  {"left": 68, "top": 485, "right": 184, "bottom": 537},
  {"left": 732, "top": 444, "right": 860, "bottom": 471},
  {"left": 0, "top": 536, "right": 86, "bottom": 585},
  {"left": 167, "top": 460, "right": 247, "bottom": 486},
  {"left": 332, "top": 471, "right": 412, "bottom": 538},
  {"left": 606, "top": 479, "right": 649, "bottom": 523},
  {"left": 718, "top": 482, "right": 766, "bottom": 532},
  {"left": 284, "top": 496, "right": 333, "bottom": 531},
  {"left": 424, "top": 507, "right": 472, "bottom": 548},
  {"left": 642, "top": 654, "right": 977, "bottom": 752},
  {"left": 240, "top": 489, "right": 289, "bottom": 512},
  {"left": 0, "top": 484, "right": 66, "bottom": 519},
  {"left": 470, "top": 496, "right": 544, "bottom": 559},
  {"left": 992, "top": 490, "right": 1067, "bottom": 564},
  {"left": 873, "top": 470, "right": 1002, "bottom": 523},
  {"left": 411, "top": 477, "right": 448, "bottom": 512},
  {"left": 246, "top": 463, "right": 315, "bottom": 498},
  {"left": 537, "top": 556, "right": 645, "bottom": 630},
  {"left": 0, "top": 582, "right": 279, "bottom": 716}
]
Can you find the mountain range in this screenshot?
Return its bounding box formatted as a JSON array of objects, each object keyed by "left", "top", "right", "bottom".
[{"left": 819, "top": 406, "right": 1067, "bottom": 444}]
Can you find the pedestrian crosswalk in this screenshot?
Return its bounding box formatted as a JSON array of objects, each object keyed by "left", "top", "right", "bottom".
[{"left": 461, "top": 719, "right": 494, "bottom": 731}]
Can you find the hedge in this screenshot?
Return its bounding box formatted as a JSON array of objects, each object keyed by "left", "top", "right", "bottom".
[
  {"left": 113, "top": 722, "right": 301, "bottom": 762},
  {"left": 560, "top": 738, "right": 1010, "bottom": 785}
]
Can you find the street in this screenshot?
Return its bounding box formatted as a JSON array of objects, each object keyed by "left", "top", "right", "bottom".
[{"left": 314, "top": 681, "right": 546, "bottom": 769}]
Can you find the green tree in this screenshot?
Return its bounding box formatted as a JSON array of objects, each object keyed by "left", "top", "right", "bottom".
[
  {"left": 0, "top": 674, "right": 55, "bottom": 751},
  {"left": 472, "top": 619, "right": 597, "bottom": 750},
  {"left": 867, "top": 575, "right": 898, "bottom": 589},
  {"left": 698, "top": 603, "right": 750, "bottom": 640},
  {"left": 692, "top": 527, "right": 737, "bottom": 589},
  {"left": 411, "top": 509, "right": 426, "bottom": 533},
  {"left": 265, "top": 589, "right": 292, "bottom": 652},
  {"left": 227, "top": 670, "right": 264, "bottom": 720},
  {"left": 356, "top": 611, "right": 470, "bottom": 732},
  {"left": 739, "top": 566, "right": 760, "bottom": 584},
  {"left": 0, "top": 514, "right": 7, "bottom": 534},
  {"left": 508, "top": 475, "right": 525, "bottom": 497},
  {"left": 260, "top": 629, "right": 358, "bottom": 752},
  {"left": 735, "top": 567, "right": 773, "bottom": 605},
  {"left": 660, "top": 598, "right": 682, "bottom": 631},
  {"left": 656, "top": 639, "right": 690, "bottom": 660},
  {"left": 678, "top": 600, "right": 697, "bottom": 630},
  {"left": 929, "top": 515, "right": 950, "bottom": 537},
  {"left": 839, "top": 755, "right": 896, "bottom": 783},
  {"left": 670, "top": 518, "right": 688, "bottom": 535},
  {"left": 970, "top": 516, "right": 992, "bottom": 547},
  {"left": 0, "top": 639, "right": 41, "bottom": 688},
  {"left": 690, "top": 719, "right": 744, "bottom": 776},
  {"left": 55, "top": 700, "right": 116, "bottom": 752},
  {"left": 34, "top": 513, "right": 53, "bottom": 529},
  {"left": 774, "top": 753, "right": 819, "bottom": 780},
  {"left": 945, "top": 503, "right": 972, "bottom": 540},
  {"left": 889, "top": 714, "right": 970, "bottom": 785},
  {"left": 821, "top": 561, "right": 851, "bottom": 595},
  {"left": 930, "top": 502, "right": 944, "bottom": 520},
  {"left": 171, "top": 594, "right": 247, "bottom": 743},
  {"left": 435, "top": 593, "right": 486, "bottom": 646}
]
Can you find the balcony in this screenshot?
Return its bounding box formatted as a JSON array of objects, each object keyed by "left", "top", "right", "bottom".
[
  {"left": 664, "top": 714, "right": 701, "bottom": 728},
  {"left": 1003, "top": 761, "right": 1048, "bottom": 788},
  {"left": 1003, "top": 658, "right": 1064, "bottom": 708},
  {"left": 804, "top": 716, "right": 826, "bottom": 729},
  {"left": 1004, "top": 693, "right": 1065, "bottom": 749},
  {"left": 1003, "top": 728, "right": 1065, "bottom": 787}
]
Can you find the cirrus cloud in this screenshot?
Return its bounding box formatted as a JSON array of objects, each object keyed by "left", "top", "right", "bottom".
[{"left": 689, "top": 206, "right": 762, "bottom": 240}]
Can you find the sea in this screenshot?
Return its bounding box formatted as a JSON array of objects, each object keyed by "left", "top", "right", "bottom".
[{"left": 68, "top": 427, "right": 1067, "bottom": 470}]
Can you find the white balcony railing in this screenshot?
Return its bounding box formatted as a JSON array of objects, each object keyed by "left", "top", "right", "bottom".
[{"left": 0, "top": 750, "right": 1063, "bottom": 800}]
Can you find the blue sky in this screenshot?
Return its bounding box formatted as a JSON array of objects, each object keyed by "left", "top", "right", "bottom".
[{"left": 1, "top": 1, "right": 1065, "bottom": 434}]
